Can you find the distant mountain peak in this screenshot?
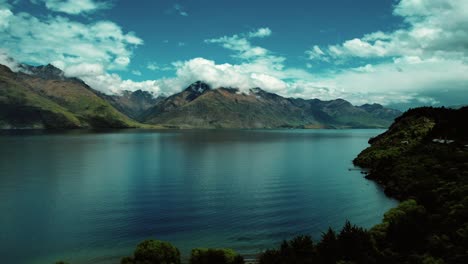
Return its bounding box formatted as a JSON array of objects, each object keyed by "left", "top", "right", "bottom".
[
  {"left": 185, "top": 81, "right": 211, "bottom": 94},
  {"left": 249, "top": 87, "right": 269, "bottom": 95},
  {"left": 121, "top": 89, "right": 156, "bottom": 99},
  {"left": 20, "top": 63, "right": 65, "bottom": 80},
  {"left": 360, "top": 103, "right": 384, "bottom": 111}
]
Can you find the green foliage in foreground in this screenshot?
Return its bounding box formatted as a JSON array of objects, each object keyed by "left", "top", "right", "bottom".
[
  {"left": 119, "top": 240, "right": 244, "bottom": 264},
  {"left": 257, "top": 201, "right": 443, "bottom": 264},
  {"left": 258, "top": 221, "right": 377, "bottom": 264},
  {"left": 121, "top": 239, "right": 181, "bottom": 264},
  {"left": 190, "top": 248, "right": 244, "bottom": 264}
]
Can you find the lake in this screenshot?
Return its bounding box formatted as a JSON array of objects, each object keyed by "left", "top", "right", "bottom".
[{"left": 0, "top": 129, "right": 397, "bottom": 264}]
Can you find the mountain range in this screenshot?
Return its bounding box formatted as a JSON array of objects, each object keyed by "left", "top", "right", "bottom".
[{"left": 0, "top": 64, "right": 401, "bottom": 129}]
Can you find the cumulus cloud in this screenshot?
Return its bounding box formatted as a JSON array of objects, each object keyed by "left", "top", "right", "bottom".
[
  {"left": 0, "top": 0, "right": 12, "bottom": 9},
  {"left": 0, "top": 8, "right": 12, "bottom": 29},
  {"left": 62, "top": 62, "right": 104, "bottom": 77},
  {"left": 302, "top": 0, "right": 468, "bottom": 106},
  {"left": 147, "top": 62, "right": 173, "bottom": 72},
  {"left": 80, "top": 71, "right": 163, "bottom": 95},
  {"left": 0, "top": 5, "right": 142, "bottom": 80},
  {"left": 306, "top": 45, "right": 326, "bottom": 61},
  {"left": 205, "top": 28, "right": 279, "bottom": 61},
  {"left": 322, "top": 57, "right": 468, "bottom": 104},
  {"left": 167, "top": 3, "right": 188, "bottom": 17},
  {"left": 0, "top": 49, "right": 20, "bottom": 71},
  {"left": 248, "top": 27, "right": 272, "bottom": 38},
  {"left": 0, "top": 10, "right": 142, "bottom": 71},
  {"left": 35, "top": 0, "right": 110, "bottom": 15},
  {"left": 170, "top": 57, "right": 288, "bottom": 93},
  {"left": 0, "top": 3, "right": 153, "bottom": 96},
  {"left": 308, "top": 0, "right": 468, "bottom": 62}
]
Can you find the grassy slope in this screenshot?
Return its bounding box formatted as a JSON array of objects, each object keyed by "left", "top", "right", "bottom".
[
  {"left": 0, "top": 65, "right": 144, "bottom": 129},
  {"left": 24, "top": 77, "right": 141, "bottom": 128},
  {"left": 0, "top": 75, "right": 82, "bottom": 129}
]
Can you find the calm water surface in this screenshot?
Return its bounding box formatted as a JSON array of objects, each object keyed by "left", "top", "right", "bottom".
[{"left": 0, "top": 129, "right": 397, "bottom": 264}]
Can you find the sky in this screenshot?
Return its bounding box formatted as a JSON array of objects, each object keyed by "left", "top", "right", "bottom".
[{"left": 0, "top": 0, "right": 467, "bottom": 108}]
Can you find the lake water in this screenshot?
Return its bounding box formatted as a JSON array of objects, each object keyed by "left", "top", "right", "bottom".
[{"left": 0, "top": 129, "right": 397, "bottom": 264}]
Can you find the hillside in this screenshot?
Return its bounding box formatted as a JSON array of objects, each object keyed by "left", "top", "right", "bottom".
[
  {"left": 352, "top": 106, "right": 468, "bottom": 263},
  {"left": 0, "top": 64, "right": 140, "bottom": 129},
  {"left": 142, "top": 81, "right": 401, "bottom": 129}
]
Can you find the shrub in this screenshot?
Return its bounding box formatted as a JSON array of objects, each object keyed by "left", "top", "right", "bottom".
[
  {"left": 121, "top": 239, "right": 181, "bottom": 264},
  {"left": 190, "top": 248, "right": 244, "bottom": 264}
]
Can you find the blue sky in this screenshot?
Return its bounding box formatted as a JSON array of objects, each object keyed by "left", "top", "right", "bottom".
[{"left": 1, "top": 0, "right": 467, "bottom": 108}]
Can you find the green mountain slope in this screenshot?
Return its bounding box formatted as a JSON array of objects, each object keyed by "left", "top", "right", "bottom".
[{"left": 0, "top": 64, "right": 140, "bottom": 129}]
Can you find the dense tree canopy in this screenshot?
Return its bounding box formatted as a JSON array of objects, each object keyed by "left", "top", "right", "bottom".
[{"left": 121, "top": 239, "right": 181, "bottom": 264}]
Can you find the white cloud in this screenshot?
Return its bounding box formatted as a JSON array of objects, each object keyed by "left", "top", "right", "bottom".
[
  {"left": 300, "top": 0, "right": 468, "bottom": 106},
  {"left": 205, "top": 28, "right": 279, "bottom": 61},
  {"left": 62, "top": 62, "right": 104, "bottom": 77},
  {"left": 80, "top": 72, "right": 163, "bottom": 95},
  {"left": 169, "top": 57, "right": 288, "bottom": 93},
  {"left": 147, "top": 63, "right": 158, "bottom": 71},
  {"left": 0, "top": 5, "right": 151, "bottom": 96},
  {"left": 0, "top": 7, "right": 142, "bottom": 72},
  {"left": 147, "top": 62, "right": 172, "bottom": 72},
  {"left": 0, "top": 49, "right": 20, "bottom": 71},
  {"left": 168, "top": 4, "right": 188, "bottom": 17},
  {"left": 132, "top": 70, "right": 142, "bottom": 76},
  {"left": 307, "top": 0, "right": 468, "bottom": 62},
  {"left": 0, "top": 0, "right": 12, "bottom": 9},
  {"left": 0, "top": 8, "right": 12, "bottom": 29},
  {"left": 306, "top": 45, "right": 326, "bottom": 60},
  {"left": 36, "top": 0, "right": 110, "bottom": 15},
  {"left": 248, "top": 27, "right": 272, "bottom": 38},
  {"left": 325, "top": 58, "right": 468, "bottom": 100}
]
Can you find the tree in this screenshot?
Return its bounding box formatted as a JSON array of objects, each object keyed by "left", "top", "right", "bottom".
[
  {"left": 258, "top": 235, "right": 315, "bottom": 264},
  {"left": 190, "top": 248, "right": 244, "bottom": 264},
  {"left": 316, "top": 228, "right": 338, "bottom": 264},
  {"left": 121, "top": 239, "right": 181, "bottom": 264},
  {"left": 337, "top": 221, "right": 377, "bottom": 264}
]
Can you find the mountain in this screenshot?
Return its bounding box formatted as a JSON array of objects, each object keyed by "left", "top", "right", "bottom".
[
  {"left": 100, "top": 90, "right": 164, "bottom": 121},
  {"left": 141, "top": 81, "right": 401, "bottom": 129},
  {"left": 0, "top": 64, "right": 139, "bottom": 129}
]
